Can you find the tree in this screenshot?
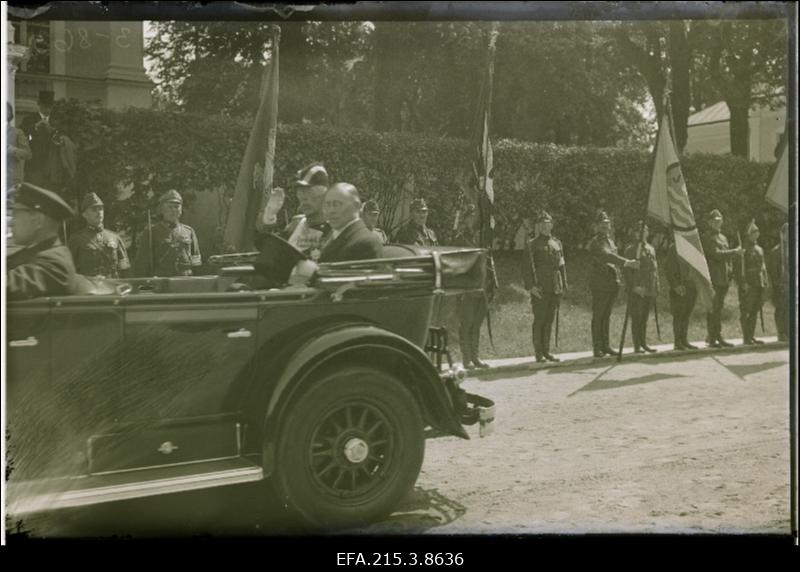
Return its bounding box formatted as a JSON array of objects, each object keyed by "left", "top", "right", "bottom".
[{"left": 690, "top": 19, "right": 787, "bottom": 157}]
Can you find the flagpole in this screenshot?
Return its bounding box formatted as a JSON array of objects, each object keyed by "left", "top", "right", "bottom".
[{"left": 618, "top": 82, "right": 669, "bottom": 362}]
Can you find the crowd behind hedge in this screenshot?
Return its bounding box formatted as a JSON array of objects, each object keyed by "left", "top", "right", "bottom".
[{"left": 49, "top": 99, "right": 785, "bottom": 259}]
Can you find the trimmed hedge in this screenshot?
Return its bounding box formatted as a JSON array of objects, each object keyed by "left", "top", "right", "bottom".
[{"left": 49, "top": 99, "right": 785, "bottom": 257}]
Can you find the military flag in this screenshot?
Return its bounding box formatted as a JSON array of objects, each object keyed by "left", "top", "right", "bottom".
[
  {"left": 765, "top": 129, "right": 789, "bottom": 214},
  {"left": 647, "top": 113, "right": 714, "bottom": 310},
  {"left": 472, "top": 24, "right": 499, "bottom": 249},
  {"left": 223, "top": 25, "right": 280, "bottom": 252}
]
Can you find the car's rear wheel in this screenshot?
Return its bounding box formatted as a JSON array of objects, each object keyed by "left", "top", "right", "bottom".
[{"left": 272, "top": 367, "right": 425, "bottom": 530}]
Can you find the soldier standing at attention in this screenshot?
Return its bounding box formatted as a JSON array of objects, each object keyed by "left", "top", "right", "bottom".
[
  {"left": 701, "top": 209, "right": 742, "bottom": 348},
  {"left": 588, "top": 210, "right": 639, "bottom": 358},
  {"left": 735, "top": 220, "right": 769, "bottom": 345},
  {"left": 522, "top": 210, "right": 567, "bottom": 363},
  {"left": 623, "top": 220, "right": 659, "bottom": 353},
  {"left": 8, "top": 182, "right": 77, "bottom": 300},
  {"left": 452, "top": 204, "right": 490, "bottom": 369},
  {"left": 133, "top": 190, "right": 202, "bottom": 277},
  {"left": 663, "top": 233, "right": 699, "bottom": 350},
  {"left": 766, "top": 222, "right": 789, "bottom": 342},
  {"left": 361, "top": 200, "right": 389, "bottom": 245},
  {"left": 393, "top": 198, "right": 438, "bottom": 247},
  {"left": 68, "top": 193, "right": 130, "bottom": 278}
]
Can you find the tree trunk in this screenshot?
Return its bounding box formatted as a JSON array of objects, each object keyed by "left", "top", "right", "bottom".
[
  {"left": 728, "top": 101, "right": 750, "bottom": 158},
  {"left": 279, "top": 22, "right": 308, "bottom": 124},
  {"left": 373, "top": 22, "right": 403, "bottom": 132},
  {"left": 669, "top": 21, "right": 691, "bottom": 153}
]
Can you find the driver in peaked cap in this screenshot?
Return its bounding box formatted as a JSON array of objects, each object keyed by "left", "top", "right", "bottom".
[
  {"left": 8, "top": 182, "right": 77, "bottom": 300},
  {"left": 393, "top": 198, "right": 438, "bottom": 247}
]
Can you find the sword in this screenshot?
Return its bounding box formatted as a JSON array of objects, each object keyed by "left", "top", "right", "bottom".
[
  {"left": 653, "top": 296, "right": 661, "bottom": 340},
  {"left": 555, "top": 299, "right": 560, "bottom": 349}
]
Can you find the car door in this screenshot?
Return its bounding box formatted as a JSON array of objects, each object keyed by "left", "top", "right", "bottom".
[{"left": 85, "top": 293, "right": 260, "bottom": 474}]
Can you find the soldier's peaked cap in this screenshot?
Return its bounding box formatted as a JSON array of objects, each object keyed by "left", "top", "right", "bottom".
[
  {"left": 595, "top": 210, "right": 611, "bottom": 223},
  {"left": 253, "top": 233, "right": 309, "bottom": 285},
  {"left": 747, "top": 219, "right": 759, "bottom": 233},
  {"left": 536, "top": 210, "right": 552, "bottom": 223},
  {"left": 362, "top": 200, "right": 380, "bottom": 213},
  {"left": 80, "top": 192, "right": 104, "bottom": 212},
  {"left": 708, "top": 209, "right": 723, "bottom": 220},
  {"left": 410, "top": 198, "right": 429, "bottom": 211},
  {"left": 15, "top": 183, "right": 74, "bottom": 222},
  {"left": 293, "top": 163, "right": 329, "bottom": 188},
  {"left": 159, "top": 189, "right": 183, "bottom": 204}
]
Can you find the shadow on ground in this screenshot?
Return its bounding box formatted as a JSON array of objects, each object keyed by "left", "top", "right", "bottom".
[{"left": 352, "top": 487, "right": 466, "bottom": 535}]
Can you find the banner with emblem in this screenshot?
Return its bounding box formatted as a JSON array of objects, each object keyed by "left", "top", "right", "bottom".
[
  {"left": 471, "top": 23, "right": 499, "bottom": 249},
  {"left": 223, "top": 25, "right": 281, "bottom": 252},
  {"left": 647, "top": 113, "right": 714, "bottom": 310}
]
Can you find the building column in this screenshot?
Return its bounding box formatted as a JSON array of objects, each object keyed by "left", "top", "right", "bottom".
[{"left": 6, "top": 22, "right": 31, "bottom": 123}]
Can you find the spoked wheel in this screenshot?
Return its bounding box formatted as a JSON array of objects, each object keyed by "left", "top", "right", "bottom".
[{"left": 271, "top": 367, "right": 425, "bottom": 530}]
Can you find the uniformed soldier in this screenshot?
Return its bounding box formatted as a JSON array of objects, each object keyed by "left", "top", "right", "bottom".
[
  {"left": 8, "top": 182, "right": 77, "bottom": 300},
  {"left": 361, "top": 200, "right": 389, "bottom": 245},
  {"left": 452, "top": 204, "right": 490, "bottom": 369},
  {"left": 133, "top": 189, "right": 202, "bottom": 277},
  {"left": 766, "top": 222, "right": 789, "bottom": 342},
  {"left": 701, "top": 209, "right": 743, "bottom": 348},
  {"left": 393, "top": 198, "right": 438, "bottom": 247},
  {"left": 623, "top": 220, "right": 659, "bottom": 353},
  {"left": 522, "top": 210, "right": 567, "bottom": 363},
  {"left": 67, "top": 193, "right": 130, "bottom": 278},
  {"left": 588, "top": 210, "right": 639, "bottom": 358},
  {"left": 258, "top": 163, "right": 331, "bottom": 260},
  {"left": 663, "top": 233, "right": 698, "bottom": 350},
  {"left": 734, "top": 220, "right": 769, "bottom": 345}
]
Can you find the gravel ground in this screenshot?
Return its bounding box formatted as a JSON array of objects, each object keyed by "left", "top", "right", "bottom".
[{"left": 365, "top": 347, "right": 791, "bottom": 535}]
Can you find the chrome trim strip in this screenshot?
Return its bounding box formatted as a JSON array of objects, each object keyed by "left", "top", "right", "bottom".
[
  {"left": 125, "top": 307, "right": 257, "bottom": 323},
  {"left": 8, "top": 465, "right": 264, "bottom": 515}
]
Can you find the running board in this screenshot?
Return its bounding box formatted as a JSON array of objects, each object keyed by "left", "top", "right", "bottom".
[{"left": 6, "top": 457, "right": 263, "bottom": 516}]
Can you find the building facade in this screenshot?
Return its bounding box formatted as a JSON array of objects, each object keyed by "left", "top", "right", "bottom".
[{"left": 8, "top": 20, "right": 152, "bottom": 118}]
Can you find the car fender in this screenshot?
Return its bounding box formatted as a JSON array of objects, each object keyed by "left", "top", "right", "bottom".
[{"left": 257, "top": 322, "right": 468, "bottom": 477}]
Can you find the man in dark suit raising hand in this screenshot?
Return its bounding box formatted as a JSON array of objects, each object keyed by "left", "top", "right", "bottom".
[{"left": 318, "top": 183, "right": 383, "bottom": 263}]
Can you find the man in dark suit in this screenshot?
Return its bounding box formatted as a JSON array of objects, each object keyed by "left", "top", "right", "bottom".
[
  {"left": 318, "top": 183, "right": 383, "bottom": 263},
  {"left": 8, "top": 182, "right": 77, "bottom": 300}
]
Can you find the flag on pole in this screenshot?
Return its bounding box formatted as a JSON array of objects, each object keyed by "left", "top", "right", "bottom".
[
  {"left": 223, "top": 25, "right": 280, "bottom": 252},
  {"left": 765, "top": 131, "right": 788, "bottom": 214},
  {"left": 647, "top": 114, "right": 714, "bottom": 310},
  {"left": 472, "top": 24, "right": 499, "bottom": 249}
]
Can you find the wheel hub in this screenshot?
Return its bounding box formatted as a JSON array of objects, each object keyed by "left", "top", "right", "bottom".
[{"left": 343, "top": 437, "right": 369, "bottom": 464}]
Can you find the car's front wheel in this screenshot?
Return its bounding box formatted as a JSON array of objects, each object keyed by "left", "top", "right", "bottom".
[{"left": 272, "top": 367, "right": 425, "bottom": 530}]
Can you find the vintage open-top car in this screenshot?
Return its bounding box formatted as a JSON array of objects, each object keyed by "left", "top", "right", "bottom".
[{"left": 6, "top": 242, "right": 495, "bottom": 529}]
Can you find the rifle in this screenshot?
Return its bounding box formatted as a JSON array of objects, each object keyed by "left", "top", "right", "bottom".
[
  {"left": 653, "top": 296, "right": 661, "bottom": 340},
  {"left": 147, "top": 208, "right": 155, "bottom": 276}
]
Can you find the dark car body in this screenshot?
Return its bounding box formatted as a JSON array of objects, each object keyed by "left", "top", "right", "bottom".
[{"left": 6, "top": 248, "right": 494, "bottom": 527}]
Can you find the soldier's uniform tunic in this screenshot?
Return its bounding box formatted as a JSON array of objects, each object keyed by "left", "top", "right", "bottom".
[
  {"left": 453, "top": 227, "right": 489, "bottom": 366},
  {"left": 701, "top": 229, "right": 739, "bottom": 344},
  {"left": 68, "top": 225, "right": 130, "bottom": 278},
  {"left": 8, "top": 236, "right": 76, "bottom": 300},
  {"left": 370, "top": 227, "right": 389, "bottom": 245},
  {"left": 588, "top": 233, "right": 629, "bottom": 354},
  {"left": 664, "top": 243, "right": 697, "bottom": 349},
  {"left": 623, "top": 241, "right": 659, "bottom": 351},
  {"left": 735, "top": 241, "right": 769, "bottom": 343},
  {"left": 393, "top": 222, "right": 438, "bottom": 247},
  {"left": 766, "top": 242, "right": 788, "bottom": 341},
  {"left": 133, "top": 221, "right": 202, "bottom": 277},
  {"left": 523, "top": 233, "right": 566, "bottom": 359}
]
